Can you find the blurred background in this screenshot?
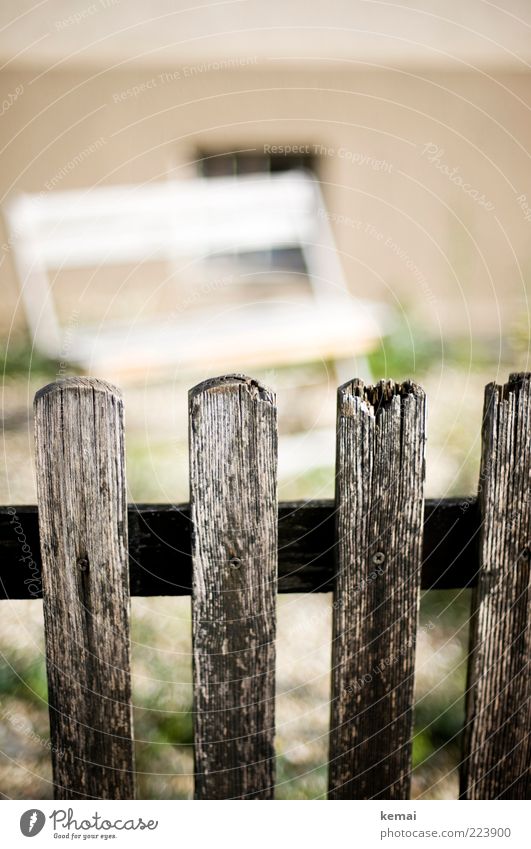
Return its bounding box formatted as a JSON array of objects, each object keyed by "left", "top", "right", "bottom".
[{"left": 1, "top": 0, "right": 530, "bottom": 799}]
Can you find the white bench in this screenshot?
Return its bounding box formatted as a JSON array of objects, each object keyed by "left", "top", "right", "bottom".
[{"left": 5, "top": 171, "right": 386, "bottom": 378}]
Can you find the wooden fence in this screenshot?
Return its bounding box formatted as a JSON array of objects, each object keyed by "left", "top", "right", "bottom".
[{"left": 0, "top": 372, "right": 529, "bottom": 800}]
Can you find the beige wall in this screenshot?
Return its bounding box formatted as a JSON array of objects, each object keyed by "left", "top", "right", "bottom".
[{"left": 1, "top": 65, "right": 531, "bottom": 342}]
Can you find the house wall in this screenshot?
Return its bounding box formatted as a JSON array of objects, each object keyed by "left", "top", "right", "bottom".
[{"left": 1, "top": 65, "right": 530, "bottom": 344}]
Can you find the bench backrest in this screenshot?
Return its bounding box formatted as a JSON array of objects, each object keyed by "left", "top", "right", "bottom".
[{"left": 4, "top": 172, "right": 348, "bottom": 360}]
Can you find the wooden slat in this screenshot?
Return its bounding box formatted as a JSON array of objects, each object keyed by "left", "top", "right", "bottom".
[
  {"left": 461, "top": 373, "right": 531, "bottom": 799},
  {"left": 189, "top": 375, "right": 277, "bottom": 799},
  {"left": 34, "top": 378, "right": 135, "bottom": 800},
  {"left": 328, "top": 379, "right": 426, "bottom": 799},
  {"left": 0, "top": 498, "right": 479, "bottom": 600}
]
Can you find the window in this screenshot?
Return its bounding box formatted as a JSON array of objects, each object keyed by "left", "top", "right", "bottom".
[
  {"left": 197, "top": 148, "right": 314, "bottom": 178},
  {"left": 197, "top": 148, "right": 316, "bottom": 273}
]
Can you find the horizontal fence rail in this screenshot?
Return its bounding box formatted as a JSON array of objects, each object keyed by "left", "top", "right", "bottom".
[{"left": 0, "top": 498, "right": 479, "bottom": 599}]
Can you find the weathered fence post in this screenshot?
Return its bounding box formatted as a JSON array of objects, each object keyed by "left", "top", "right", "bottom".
[
  {"left": 189, "top": 375, "right": 277, "bottom": 799},
  {"left": 34, "top": 378, "right": 135, "bottom": 799},
  {"left": 328, "top": 379, "right": 426, "bottom": 799},
  {"left": 461, "top": 373, "right": 531, "bottom": 799}
]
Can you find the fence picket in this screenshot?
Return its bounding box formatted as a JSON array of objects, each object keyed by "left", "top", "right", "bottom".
[
  {"left": 189, "top": 375, "right": 277, "bottom": 799},
  {"left": 34, "top": 378, "right": 135, "bottom": 800},
  {"left": 461, "top": 373, "right": 531, "bottom": 799},
  {"left": 328, "top": 379, "right": 426, "bottom": 799}
]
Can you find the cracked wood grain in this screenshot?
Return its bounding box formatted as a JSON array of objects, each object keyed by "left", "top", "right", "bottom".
[
  {"left": 189, "top": 374, "right": 277, "bottom": 799},
  {"left": 328, "top": 379, "right": 426, "bottom": 799},
  {"left": 34, "top": 378, "right": 135, "bottom": 800},
  {"left": 461, "top": 373, "right": 531, "bottom": 799}
]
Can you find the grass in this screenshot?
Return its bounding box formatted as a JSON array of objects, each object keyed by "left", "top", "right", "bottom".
[{"left": 0, "top": 342, "right": 65, "bottom": 380}]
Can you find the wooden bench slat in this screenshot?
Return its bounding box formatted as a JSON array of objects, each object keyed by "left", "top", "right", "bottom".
[
  {"left": 189, "top": 375, "right": 277, "bottom": 799},
  {"left": 34, "top": 378, "right": 135, "bottom": 800},
  {"left": 461, "top": 373, "right": 531, "bottom": 799},
  {"left": 328, "top": 379, "right": 426, "bottom": 799}
]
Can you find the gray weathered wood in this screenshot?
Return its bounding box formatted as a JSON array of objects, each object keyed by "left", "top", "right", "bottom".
[
  {"left": 328, "top": 379, "right": 426, "bottom": 799},
  {"left": 0, "top": 499, "right": 481, "bottom": 600},
  {"left": 34, "top": 377, "right": 135, "bottom": 800},
  {"left": 189, "top": 375, "right": 277, "bottom": 799},
  {"left": 461, "top": 373, "right": 531, "bottom": 799}
]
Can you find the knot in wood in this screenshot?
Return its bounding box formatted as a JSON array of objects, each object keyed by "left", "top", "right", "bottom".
[{"left": 77, "top": 556, "right": 89, "bottom": 572}]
